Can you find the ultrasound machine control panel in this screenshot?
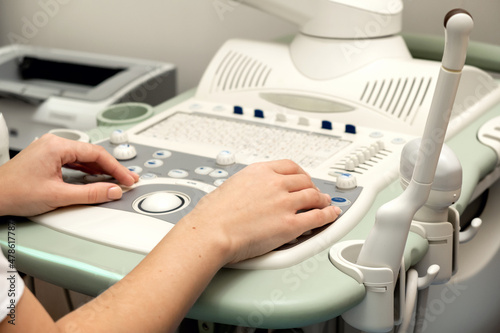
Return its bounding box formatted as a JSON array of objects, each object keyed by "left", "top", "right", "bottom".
[{"left": 32, "top": 96, "right": 423, "bottom": 269}]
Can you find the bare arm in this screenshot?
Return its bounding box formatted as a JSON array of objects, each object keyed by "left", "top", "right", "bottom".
[{"left": 0, "top": 139, "right": 339, "bottom": 332}]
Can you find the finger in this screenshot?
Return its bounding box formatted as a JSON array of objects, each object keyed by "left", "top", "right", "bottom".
[
  {"left": 53, "top": 183, "right": 124, "bottom": 207},
  {"left": 289, "top": 188, "right": 332, "bottom": 211},
  {"left": 281, "top": 173, "right": 316, "bottom": 192},
  {"left": 64, "top": 162, "right": 139, "bottom": 185},
  {"left": 63, "top": 162, "right": 104, "bottom": 175},
  {"left": 294, "top": 205, "right": 341, "bottom": 231},
  {"left": 267, "top": 159, "right": 309, "bottom": 176},
  {"left": 62, "top": 142, "right": 138, "bottom": 186}
]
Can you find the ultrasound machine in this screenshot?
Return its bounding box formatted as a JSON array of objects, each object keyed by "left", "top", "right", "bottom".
[{"left": 2, "top": 1, "right": 500, "bottom": 332}]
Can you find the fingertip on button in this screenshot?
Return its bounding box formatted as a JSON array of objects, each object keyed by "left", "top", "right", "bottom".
[{"left": 107, "top": 186, "right": 123, "bottom": 200}]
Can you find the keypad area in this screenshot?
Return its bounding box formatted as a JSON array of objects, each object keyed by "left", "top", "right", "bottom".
[{"left": 139, "top": 112, "right": 351, "bottom": 168}]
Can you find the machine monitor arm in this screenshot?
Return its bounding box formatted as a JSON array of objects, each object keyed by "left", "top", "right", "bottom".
[{"left": 233, "top": 0, "right": 403, "bottom": 38}]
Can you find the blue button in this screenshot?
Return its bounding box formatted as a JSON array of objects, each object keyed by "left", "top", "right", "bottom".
[
  {"left": 234, "top": 106, "right": 243, "bottom": 115},
  {"left": 345, "top": 124, "right": 356, "bottom": 134},
  {"left": 254, "top": 109, "right": 264, "bottom": 118},
  {"left": 331, "top": 196, "right": 351, "bottom": 206},
  {"left": 321, "top": 120, "right": 332, "bottom": 130}
]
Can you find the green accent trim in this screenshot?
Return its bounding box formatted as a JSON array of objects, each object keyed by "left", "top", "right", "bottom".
[{"left": 403, "top": 33, "right": 500, "bottom": 73}]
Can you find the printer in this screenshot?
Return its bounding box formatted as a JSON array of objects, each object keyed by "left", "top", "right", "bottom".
[{"left": 0, "top": 44, "right": 176, "bottom": 151}]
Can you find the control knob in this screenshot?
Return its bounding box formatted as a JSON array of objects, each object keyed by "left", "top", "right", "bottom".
[
  {"left": 110, "top": 129, "right": 128, "bottom": 144},
  {"left": 336, "top": 173, "right": 357, "bottom": 190},
  {"left": 216, "top": 150, "right": 235, "bottom": 166},
  {"left": 113, "top": 144, "right": 137, "bottom": 160}
]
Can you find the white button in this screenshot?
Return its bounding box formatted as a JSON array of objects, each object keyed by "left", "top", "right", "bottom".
[
  {"left": 369, "top": 131, "right": 383, "bottom": 138},
  {"left": 195, "top": 166, "right": 214, "bottom": 175},
  {"left": 168, "top": 169, "right": 189, "bottom": 178},
  {"left": 298, "top": 117, "right": 309, "bottom": 126},
  {"left": 144, "top": 159, "right": 163, "bottom": 168},
  {"left": 391, "top": 137, "right": 406, "bottom": 145},
  {"left": 276, "top": 113, "right": 287, "bottom": 122},
  {"left": 212, "top": 105, "right": 227, "bottom": 112},
  {"left": 349, "top": 155, "right": 360, "bottom": 166},
  {"left": 140, "top": 173, "right": 157, "bottom": 180},
  {"left": 127, "top": 166, "right": 143, "bottom": 174},
  {"left": 362, "top": 148, "right": 371, "bottom": 159},
  {"left": 214, "top": 179, "right": 226, "bottom": 186},
  {"left": 345, "top": 159, "right": 356, "bottom": 171},
  {"left": 355, "top": 151, "right": 365, "bottom": 163},
  {"left": 189, "top": 103, "right": 202, "bottom": 110},
  {"left": 209, "top": 169, "right": 228, "bottom": 178},
  {"left": 153, "top": 150, "right": 172, "bottom": 159}
]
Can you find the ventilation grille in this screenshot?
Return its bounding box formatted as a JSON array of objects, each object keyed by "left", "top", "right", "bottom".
[
  {"left": 360, "top": 77, "right": 432, "bottom": 124},
  {"left": 210, "top": 50, "right": 272, "bottom": 93}
]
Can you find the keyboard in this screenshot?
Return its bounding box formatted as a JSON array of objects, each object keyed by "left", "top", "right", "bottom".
[{"left": 139, "top": 112, "right": 351, "bottom": 168}]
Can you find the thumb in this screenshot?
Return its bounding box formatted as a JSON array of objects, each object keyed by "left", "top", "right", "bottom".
[{"left": 59, "top": 183, "right": 123, "bottom": 206}]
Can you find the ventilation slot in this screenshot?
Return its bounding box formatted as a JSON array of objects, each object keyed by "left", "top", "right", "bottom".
[
  {"left": 210, "top": 50, "right": 272, "bottom": 93},
  {"left": 360, "top": 77, "right": 432, "bottom": 124}
]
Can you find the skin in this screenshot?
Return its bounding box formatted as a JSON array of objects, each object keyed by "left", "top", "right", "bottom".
[{"left": 0, "top": 134, "right": 340, "bottom": 333}]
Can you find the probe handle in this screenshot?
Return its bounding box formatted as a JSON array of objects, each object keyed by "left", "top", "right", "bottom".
[{"left": 355, "top": 9, "right": 473, "bottom": 275}]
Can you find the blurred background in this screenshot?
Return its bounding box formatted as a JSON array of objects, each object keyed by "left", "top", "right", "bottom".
[{"left": 0, "top": 0, "right": 498, "bottom": 93}]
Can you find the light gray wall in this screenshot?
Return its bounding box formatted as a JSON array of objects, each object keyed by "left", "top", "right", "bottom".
[
  {"left": 0, "top": 0, "right": 298, "bottom": 93},
  {"left": 0, "top": 0, "right": 498, "bottom": 93}
]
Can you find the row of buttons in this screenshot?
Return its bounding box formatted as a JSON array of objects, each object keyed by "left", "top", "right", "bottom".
[
  {"left": 128, "top": 163, "right": 229, "bottom": 178},
  {"left": 231, "top": 105, "right": 358, "bottom": 134},
  {"left": 343, "top": 141, "right": 386, "bottom": 171},
  {"left": 135, "top": 172, "right": 226, "bottom": 187}
]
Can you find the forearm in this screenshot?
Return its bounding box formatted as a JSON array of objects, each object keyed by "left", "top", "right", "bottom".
[
  {"left": 0, "top": 159, "right": 338, "bottom": 332},
  {"left": 56, "top": 216, "right": 228, "bottom": 333}
]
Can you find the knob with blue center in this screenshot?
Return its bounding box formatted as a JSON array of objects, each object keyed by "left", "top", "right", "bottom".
[
  {"left": 109, "top": 129, "right": 128, "bottom": 144},
  {"left": 336, "top": 173, "right": 357, "bottom": 190},
  {"left": 113, "top": 144, "right": 137, "bottom": 160},
  {"left": 216, "top": 150, "right": 235, "bottom": 166}
]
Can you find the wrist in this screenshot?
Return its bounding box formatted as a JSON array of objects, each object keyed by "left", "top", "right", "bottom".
[{"left": 166, "top": 214, "right": 232, "bottom": 270}]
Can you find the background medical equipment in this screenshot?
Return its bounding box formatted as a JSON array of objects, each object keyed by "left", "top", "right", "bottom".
[{"left": 0, "top": 44, "right": 176, "bottom": 152}]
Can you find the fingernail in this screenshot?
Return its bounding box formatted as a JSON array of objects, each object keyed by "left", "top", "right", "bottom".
[
  {"left": 108, "top": 186, "right": 123, "bottom": 200},
  {"left": 334, "top": 206, "right": 342, "bottom": 215}
]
